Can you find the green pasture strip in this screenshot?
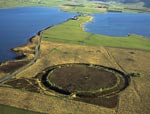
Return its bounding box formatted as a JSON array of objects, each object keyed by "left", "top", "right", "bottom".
[
  {"left": 0, "top": 0, "right": 86, "bottom": 8},
  {"left": 42, "top": 16, "right": 150, "bottom": 50},
  {"left": 1, "top": 0, "right": 149, "bottom": 14},
  {"left": 0, "top": 0, "right": 62, "bottom": 8},
  {"left": 0, "top": 0, "right": 101, "bottom": 13},
  {"left": 0, "top": 104, "right": 43, "bottom": 114},
  {"left": 62, "top": 6, "right": 105, "bottom": 14}
]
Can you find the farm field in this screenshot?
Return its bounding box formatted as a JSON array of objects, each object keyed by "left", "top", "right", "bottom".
[
  {"left": 0, "top": 0, "right": 150, "bottom": 13},
  {"left": 42, "top": 16, "right": 150, "bottom": 50}
]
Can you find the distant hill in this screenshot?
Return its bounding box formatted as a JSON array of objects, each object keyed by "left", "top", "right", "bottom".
[{"left": 88, "top": 0, "right": 150, "bottom": 7}]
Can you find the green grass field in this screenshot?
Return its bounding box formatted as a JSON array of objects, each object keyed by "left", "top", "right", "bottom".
[
  {"left": 0, "top": 104, "right": 43, "bottom": 114},
  {"left": 0, "top": 0, "right": 149, "bottom": 14},
  {"left": 42, "top": 16, "right": 150, "bottom": 50}
]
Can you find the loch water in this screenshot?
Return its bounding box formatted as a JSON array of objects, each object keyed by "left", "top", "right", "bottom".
[
  {"left": 0, "top": 7, "right": 77, "bottom": 62},
  {"left": 84, "top": 12, "right": 150, "bottom": 38}
]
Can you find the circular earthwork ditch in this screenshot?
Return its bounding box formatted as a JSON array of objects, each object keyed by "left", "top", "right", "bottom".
[{"left": 40, "top": 63, "right": 130, "bottom": 97}]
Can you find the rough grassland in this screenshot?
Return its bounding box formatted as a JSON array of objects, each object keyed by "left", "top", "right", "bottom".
[
  {"left": 0, "top": 2, "right": 150, "bottom": 113},
  {"left": 0, "top": 104, "right": 42, "bottom": 114},
  {"left": 42, "top": 16, "right": 150, "bottom": 50},
  {"left": 0, "top": 41, "right": 150, "bottom": 114}
]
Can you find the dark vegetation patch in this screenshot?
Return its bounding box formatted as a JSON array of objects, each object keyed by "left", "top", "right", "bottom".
[
  {"left": 48, "top": 65, "right": 117, "bottom": 92},
  {"left": 107, "top": 9, "right": 122, "bottom": 12},
  {"left": 127, "top": 72, "right": 141, "bottom": 77},
  {"left": 89, "top": 0, "right": 150, "bottom": 7},
  {"left": 0, "top": 60, "right": 30, "bottom": 73},
  {"left": 129, "top": 51, "right": 135, "bottom": 54},
  {"left": 3, "top": 78, "right": 40, "bottom": 93},
  {"left": 78, "top": 40, "right": 84, "bottom": 45},
  {"left": 126, "top": 58, "right": 135, "bottom": 62},
  {"left": 63, "top": 4, "right": 85, "bottom": 7},
  {"left": 124, "top": 7, "right": 150, "bottom": 12},
  {"left": 14, "top": 55, "right": 27, "bottom": 60},
  {"left": 75, "top": 95, "right": 119, "bottom": 108}
]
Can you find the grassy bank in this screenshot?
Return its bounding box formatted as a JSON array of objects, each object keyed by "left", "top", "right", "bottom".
[
  {"left": 42, "top": 16, "right": 150, "bottom": 50},
  {"left": 0, "top": 104, "right": 42, "bottom": 114}
]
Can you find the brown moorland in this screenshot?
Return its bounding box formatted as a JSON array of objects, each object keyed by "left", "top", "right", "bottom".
[{"left": 0, "top": 41, "right": 150, "bottom": 114}]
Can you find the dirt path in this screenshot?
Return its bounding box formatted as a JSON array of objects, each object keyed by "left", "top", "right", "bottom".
[{"left": 103, "top": 47, "right": 127, "bottom": 73}]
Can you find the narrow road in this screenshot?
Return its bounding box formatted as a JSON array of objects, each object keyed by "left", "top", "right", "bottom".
[{"left": 0, "top": 32, "right": 42, "bottom": 83}]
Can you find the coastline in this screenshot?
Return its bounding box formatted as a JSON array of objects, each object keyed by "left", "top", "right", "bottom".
[
  {"left": 10, "top": 14, "right": 79, "bottom": 60},
  {"left": 80, "top": 16, "right": 93, "bottom": 31},
  {"left": 0, "top": 14, "right": 78, "bottom": 82},
  {"left": 0, "top": 14, "right": 78, "bottom": 64},
  {"left": 0, "top": 35, "right": 40, "bottom": 79}
]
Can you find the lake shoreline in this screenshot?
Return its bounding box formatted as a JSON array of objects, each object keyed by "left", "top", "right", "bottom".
[
  {"left": 84, "top": 12, "right": 150, "bottom": 38},
  {"left": 0, "top": 7, "right": 78, "bottom": 62},
  {"left": 11, "top": 14, "right": 79, "bottom": 57},
  {"left": 0, "top": 15, "right": 80, "bottom": 81},
  {"left": 81, "top": 16, "right": 93, "bottom": 31},
  {"left": 0, "top": 14, "right": 79, "bottom": 64}
]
